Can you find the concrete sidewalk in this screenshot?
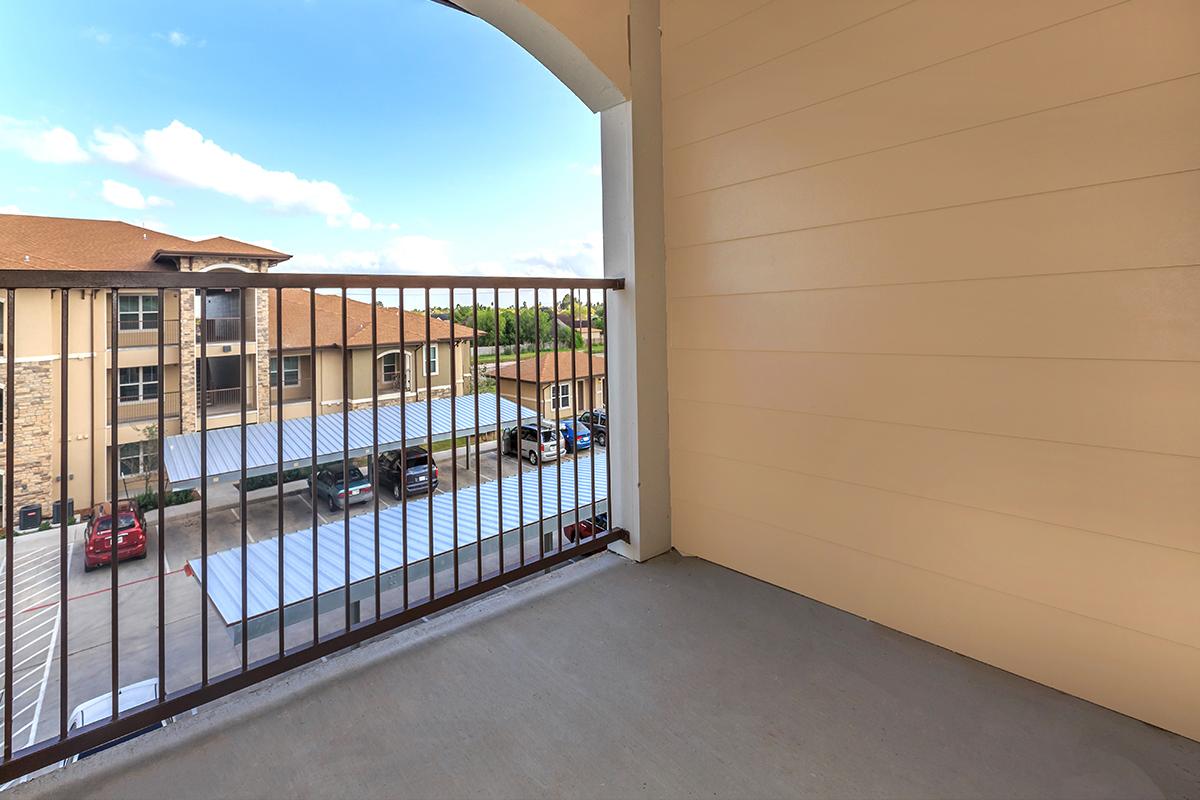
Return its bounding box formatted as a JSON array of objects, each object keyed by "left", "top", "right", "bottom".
[{"left": 13, "top": 551, "right": 1199, "bottom": 799}]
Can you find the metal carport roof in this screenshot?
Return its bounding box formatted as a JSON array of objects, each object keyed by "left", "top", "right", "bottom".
[
  {"left": 162, "top": 393, "right": 529, "bottom": 489},
  {"left": 188, "top": 451, "right": 608, "bottom": 642}
]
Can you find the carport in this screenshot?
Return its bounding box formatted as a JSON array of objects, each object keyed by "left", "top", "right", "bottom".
[
  {"left": 187, "top": 452, "right": 608, "bottom": 644},
  {"left": 161, "top": 393, "right": 529, "bottom": 489}
]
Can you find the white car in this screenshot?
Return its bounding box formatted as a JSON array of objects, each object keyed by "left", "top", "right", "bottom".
[
  {"left": 502, "top": 423, "right": 561, "bottom": 465},
  {"left": 63, "top": 678, "right": 169, "bottom": 765}
]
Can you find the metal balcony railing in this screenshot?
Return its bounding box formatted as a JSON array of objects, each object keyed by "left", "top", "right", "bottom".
[
  {"left": 114, "top": 323, "right": 181, "bottom": 349},
  {"left": 0, "top": 269, "right": 623, "bottom": 780},
  {"left": 115, "top": 391, "right": 181, "bottom": 423},
  {"left": 199, "top": 387, "right": 252, "bottom": 415},
  {"left": 197, "top": 316, "right": 249, "bottom": 343}
]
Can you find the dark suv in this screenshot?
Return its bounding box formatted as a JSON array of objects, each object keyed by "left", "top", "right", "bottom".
[
  {"left": 377, "top": 447, "right": 438, "bottom": 500},
  {"left": 578, "top": 409, "right": 607, "bottom": 446}
]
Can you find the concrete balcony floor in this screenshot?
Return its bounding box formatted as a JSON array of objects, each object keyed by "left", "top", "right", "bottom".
[{"left": 15, "top": 551, "right": 1200, "bottom": 800}]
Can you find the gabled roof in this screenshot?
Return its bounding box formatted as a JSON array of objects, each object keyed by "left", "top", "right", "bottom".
[
  {"left": 0, "top": 214, "right": 290, "bottom": 271},
  {"left": 494, "top": 351, "right": 606, "bottom": 383},
  {"left": 269, "top": 289, "right": 476, "bottom": 350}
]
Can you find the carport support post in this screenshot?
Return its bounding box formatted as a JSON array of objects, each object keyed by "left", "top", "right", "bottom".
[{"left": 600, "top": 0, "right": 670, "bottom": 563}]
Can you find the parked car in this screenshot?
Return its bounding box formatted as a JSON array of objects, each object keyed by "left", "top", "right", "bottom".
[
  {"left": 578, "top": 409, "right": 607, "bottom": 446},
  {"left": 63, "top": 678, "right": 170, "bottom": 765},
  {"left": 502, "top": 423, "right": 561, "bottom": 465},
  {"left": 308, "top": 464, "right": 372, "bottom": 511},
  {"left": 564, "top": 512, "right": 608, "bottom": 543},
  {"left": 377, "top": 447, "right": 438, "bottom": 500},
  {"left": 84, "top": 499, "right": 147, "bottom": 571},
  {"left": 560, "top": 419, "right": 592, "bottom": 453}
]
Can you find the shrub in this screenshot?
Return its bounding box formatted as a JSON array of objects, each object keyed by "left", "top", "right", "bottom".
[{"left": 136, "top": 489, "right": 196, "bottom": 511}]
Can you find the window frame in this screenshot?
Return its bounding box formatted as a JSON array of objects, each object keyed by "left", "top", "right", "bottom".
[
  {"left": 118, "top": 293, "right": 160, "bottom": 332},
  {"left": 550, "top": 382, "right": 570, "bottom": 410},
  {"left": 270, "top": 356, "right": 301, "bottom": 388},
  {"left": 118, "top": 441, "right": 158, "bottom": 477},
  {"left": 381, "top": 352, "right": 401, "bottom": 384},
  {"left": 425, "top": 344, "right": 439, "bottom": 376},
  {"left": 118, "top": 366, "right": 159, "bottom": 402}
]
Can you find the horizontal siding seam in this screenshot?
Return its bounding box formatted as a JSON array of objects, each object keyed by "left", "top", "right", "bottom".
[
  {"left": 662, "top": 0, "right": 776, "bottom": 52},
  {"left": 667, "top": 437, "right": 1200, "bottom": 557},
  {"left": 666, "top": 167, "right": 1200, "bottom": 250},
  {"left": 666, "top": 391, "right": 1200, "bottom": 461},
  {"left": 669, "top": 70, "right": 1200, "bottom": 199},
  {"left": 667, "top": 262, "right": 1200, "bottom": 300},
  {"left": 666, "top": 0, "right": 1133, "bottom": 149},
  {"left": 665, "top": 0, "right": 917, "bottom": 102},
  {"left": 665, "top": 345, "right": 1200, "bottom": 366},
  {"left": 675, "top": 497, "right": 1200, "bottom": 654}
]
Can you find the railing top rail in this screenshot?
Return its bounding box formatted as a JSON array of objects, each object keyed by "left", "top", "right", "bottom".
[{"left": 0, "top": 270, "right": 625, "bottom": 291}]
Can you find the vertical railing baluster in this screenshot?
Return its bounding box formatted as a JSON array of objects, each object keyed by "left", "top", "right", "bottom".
[
  {"left": 424, "top": 288, "right": 434, "bottom": 602},
  {"left": 199, "top": 287, "right": 209, "bottom": 685},
  {"left": 156, "top": 288, "right": 165, "bottom": 692},
  {"left": 309, "top": 291, "right": 318, "bottom": 645},
  {"left": 534, "top": 290, "right": 544, "bottom": 562},
  {"left": 399, "top": 288, "right": 409, "bottom": 611},
  {"left": 60, "top": 290, "right": 71, "bottom": 734},
  {"left": 602, "top": 289, "right": 611, "bottom": 537},
  {"left": 239, "top": 288, "right": 248, "bottom": 670},
  {"left": 586, "top": 289, "right": 596, "bottom": 541},
  {"left": 4, "top": 289, "right": 14, "bottom": 760},
  {"left": 371, "top": 289, "right": 380, "bottom": 621},
  {"left": 109, "top": 289, "right": 120, "bottom": 719},
  {"left": 494, "top": 290, "right": 503, "bottom": 577},
  {"left": 276, "top": 288, "right": 285, "bottom": 658},
  {"left": 552, "top": 288, "right": 562, "bottom": 554},
  {"left": 569, "top": 289, "right": 579, "bottom": 545},
  {"left": 341, "top": 290, "right": 350, "bottom": 630},
  {"left": 514, "top": 288, "right": 524, "bottom": 568},
  {"left": 449, "top": 294, "right": 459, "bottom": 593},
  {"left": 472, "top": 288, "right": 481, "bottom": 584}
]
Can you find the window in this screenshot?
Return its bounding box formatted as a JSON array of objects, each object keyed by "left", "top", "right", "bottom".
[
  {"left": 270, "top": 356, "right": 301, "bottom": 387},
  {"left": 118, "top": 294, "right": 159, "bottom": 331},
  {"left": 118, "top": 441, "right": 158, "bottom": 476},
  {"left": 118, "top": 366, "right": 159, "bottom": 402},
  {"left": 551, "top": 383, "right": 570, "bottom": 410},
  {"left": 382, "top": 353, "right": 401, "bottom": 384},
  {"left": 425, "top": 345, "right": 439, "bottom": 376}
]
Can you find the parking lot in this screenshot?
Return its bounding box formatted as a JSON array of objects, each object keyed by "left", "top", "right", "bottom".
[{"left": 0, "top": 441, "right": 606, "bottom": 760}]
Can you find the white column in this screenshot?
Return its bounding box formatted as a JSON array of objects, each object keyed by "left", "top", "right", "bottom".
[{"left": 601, "top": 0, "right": 671, "bottom": 562}]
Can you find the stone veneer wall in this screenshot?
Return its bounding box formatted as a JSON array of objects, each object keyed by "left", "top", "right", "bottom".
[
  {"left": 8, "top": 361, "right": 54, "bottom": 519},
  {"left": 178, "top": 256, "right": 272, "bottom": 432}
]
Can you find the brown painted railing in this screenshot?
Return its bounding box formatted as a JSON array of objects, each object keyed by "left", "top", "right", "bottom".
[
  {"left": 115, "top": 391, "right": 181, "bottom": 423},
  {"left": 197, "top": 316, "right": 247, "bottom": 343},
  {"left": 0, "top": 269, "right": 623, "bottom": 780}
]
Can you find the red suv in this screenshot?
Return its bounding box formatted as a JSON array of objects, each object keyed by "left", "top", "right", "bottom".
[{"left": 84, "top": 500, "right": 147, "bottom": 571}]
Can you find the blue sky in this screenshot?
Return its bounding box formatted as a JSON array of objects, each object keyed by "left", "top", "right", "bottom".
[{"left": 0, "top": 0, "right": 603, "bottom": 277}]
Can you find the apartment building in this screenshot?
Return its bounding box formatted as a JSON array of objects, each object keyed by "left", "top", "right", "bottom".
[
  {"left": 0, "top": 213, "right": 471, "bottom": 518},
  {"left": 493, "top": 351, "right": 605, "bottom": 419}
]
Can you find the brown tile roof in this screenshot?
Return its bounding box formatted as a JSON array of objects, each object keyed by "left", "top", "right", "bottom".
[
  {"left": 154, "top": 236, "right": 289, "bottom": 260},
  {"left": 0, "top": 214, "right": 290, "bottom": 271},
  {"left": 494, "top": 351, "right": 606, "bottom": 383},
  {"left": 269, "top": 289, "right": 476, "bottom": 350}
]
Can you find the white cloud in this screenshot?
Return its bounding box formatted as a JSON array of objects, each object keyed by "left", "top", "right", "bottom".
[
  {"left": 82, "top": 27, "right": 111, "bottom": 45},
  {"left": 0, "top": 117, "right": 89, "bottom": 164},
  {"left": 90, "top": 129, "right": 139, "bottom": 164},
  {"left": 280, "top": 232, "right": 603, "bottom": 280},
  {"left": 0, "top": 204, "right": 30, "bottom": 215},
  {"left": 587, "top": 163, "right": 601, "bottom": 177},
  {"left": 154, "top": 30, "right": 189, "bottom": 47},
  {"left": 100, "top": 179, "right": 170, "bottom": 210},
  {"left": 90, "top": 121, "right": 367, "bottom": 227}
]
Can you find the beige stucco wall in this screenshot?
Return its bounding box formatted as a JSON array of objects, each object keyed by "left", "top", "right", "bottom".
[
  {"left": 659, "top": 0, "right": 1200, "bottom": 741},
  {"left": 497, "top": 374, "right": 604, "bottom": 419}
]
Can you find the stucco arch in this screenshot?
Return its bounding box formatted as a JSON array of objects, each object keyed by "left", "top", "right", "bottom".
[{"left": 448, "top": 0, "right": 628, "bottom": 112}]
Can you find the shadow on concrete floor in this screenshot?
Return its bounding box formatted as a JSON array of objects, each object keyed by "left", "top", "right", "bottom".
[{"left": 14, "top": 550, "right": 1200, "bottom": 800}]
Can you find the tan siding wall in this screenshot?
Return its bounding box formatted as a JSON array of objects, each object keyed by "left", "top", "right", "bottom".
[{"left": 661, "top": 0, "right": 1200, "bottom": 740}]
